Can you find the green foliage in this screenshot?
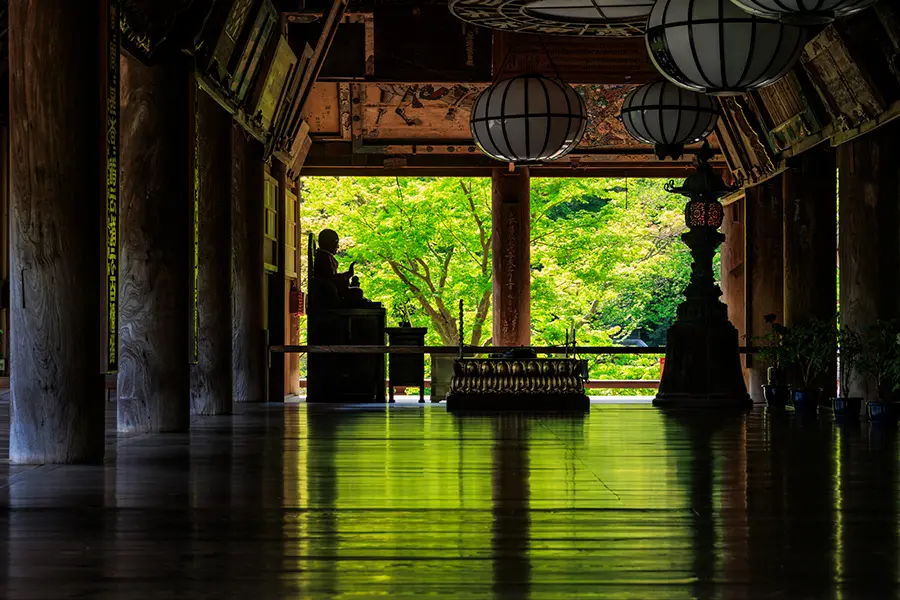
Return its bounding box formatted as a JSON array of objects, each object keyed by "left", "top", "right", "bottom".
[
  {"left": 300, "top": 175, "right": 694, "bottom": 382},
  {"left": 783, "top": 317, "right": 837, "bottom": 388},
  {"left": 858, "top": 320, "right": 900, "bottom": 399},
  {"left": 300, "top": 177, "right": 492, "bottom": 346},
  {"left": 752, "top": 314, "right": 789, "bottom": 378}
]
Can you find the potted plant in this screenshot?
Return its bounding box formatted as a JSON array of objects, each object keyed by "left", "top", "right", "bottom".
[
  {"left": 783, "top": 317, "right": 835, "bottom": 411},
  {"left": 857, "top": 320, "right": 900, "bottom": 421},
  {"left": 754, "top": 314, "right": 791, "bottom": 407},
  {"left": 832, "top": 323, "right": 863, "bottom": 418}
]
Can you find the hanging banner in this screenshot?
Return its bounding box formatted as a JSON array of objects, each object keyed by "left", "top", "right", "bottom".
[{"left": 105, "top": 0, "right": 121, "bottom": 373}]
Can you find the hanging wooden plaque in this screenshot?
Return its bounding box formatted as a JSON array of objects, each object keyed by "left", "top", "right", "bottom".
[
  {"left": 801, "top": 25, "right": 885, "bottom": 131},
  {"left": 248, "top": 36, "right": 298, "bottom": 132},
  {"left": 754, "top": 72, "right": 824, "bottom": 153},
  {"left": 197, "top": 0, "right": 258, "bottom": 85},
  {"left": 229, "top": 0, "right": 278, "bottom": 105}
]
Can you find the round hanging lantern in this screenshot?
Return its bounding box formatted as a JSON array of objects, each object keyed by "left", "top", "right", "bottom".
[
  {"left": 646, "top": 0, "right": 806, "bottom": 96},
  {"left": 620, "top": 80, "right": 719, "bottom": 160},
  {"left": 524, "top": 0, "right": 655, "bottom": 22},
  {"left": 728, "top": 0, "right": 879, "bottom": 25},
  {"left": 470, "top": 74, "right": 587, "bottom": 164}
]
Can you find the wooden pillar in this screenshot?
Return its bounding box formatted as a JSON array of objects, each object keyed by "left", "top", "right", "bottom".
[
  {"left": 782, "top": 146, "right": 837, "bottom": 392},
  {"left": 838, "top": 120, "right": 900, "bottom": 398},
  {"left": 720, "top": 197, "right": 747, "bottom": 386},
  {"left": 268, "top": 160, "right": 288, "bottom": 401},
  {"left": 232, "top": 129, "right": 266, "bottom": 403},
  {"left": 8, "top": 1, "right": 105, "bottom": 462},
  {"left": 117, "top": 54, "right": 191, "bottom": 433},
  {"left": 491, "top": 167, "right": 531, "bottom": 347},
  {"left": 745, "top": 179, "right": 784, "bottom": 403},
  {"left": 190, "top": 90, "right": 233, "bottom": 416}
]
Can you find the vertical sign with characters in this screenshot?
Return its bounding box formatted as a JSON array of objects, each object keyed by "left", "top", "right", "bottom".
[
  {"left": 192, "top": 82, "right": 200, "bottom": 365},
  {"left": 105, "top": 0, "right": 120, "bottom": 373}
]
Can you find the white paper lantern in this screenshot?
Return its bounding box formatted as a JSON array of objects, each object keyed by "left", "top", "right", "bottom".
[
  {"left": 620, "top": 80, "right": 719, "bottom": 159},
  {"left": 646, "top": 0, "right": 806, "bottom": 96},
  {"left": 470, "top": 75, "right": 587, "bottom": 164},
  {"left": 729, "top": 0, "right": 879, "bottom": 24},
  {"left": 524, "top": 0, "right": 655, "bottom": 22}
]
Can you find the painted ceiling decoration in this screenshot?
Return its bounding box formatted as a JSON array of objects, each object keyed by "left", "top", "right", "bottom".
[{"left": 448, "top": 0, "right": 645, "bottom": 36}]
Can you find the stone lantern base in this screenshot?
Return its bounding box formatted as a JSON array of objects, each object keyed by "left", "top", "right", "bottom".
[{"left": 654, "top": 320, "right": 751, "bottom": 408}]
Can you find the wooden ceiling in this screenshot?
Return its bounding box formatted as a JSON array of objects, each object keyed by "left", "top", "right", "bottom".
[{"left": 294, "top": 2, "right": 714, "bottom": 176}]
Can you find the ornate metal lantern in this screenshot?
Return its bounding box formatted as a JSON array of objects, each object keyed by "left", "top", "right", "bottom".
[
  {"left": 654, "top": 141, "right": 750, "bottom": 408},
  {"left": 470, "top": 74, "right": 587, "bottom": 164},
  {"left": 524, "top": 0, "right": 655, "bottom": 22},
  {"left": 646, "top": 0, "right": 806, "bottom": 95},
  {"left": 685, "top": 198, "right": 725, "bottom": 228},
  {"left": 620, "top": 80, "right": 719, "bottom": 160},
  {"left": 729, "top": 0, "right": 879, "bottom": 25}
]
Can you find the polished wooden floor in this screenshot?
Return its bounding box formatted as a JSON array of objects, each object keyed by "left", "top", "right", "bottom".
[{"left": 1, "top": 400, "right": 899, "bottom": 599}]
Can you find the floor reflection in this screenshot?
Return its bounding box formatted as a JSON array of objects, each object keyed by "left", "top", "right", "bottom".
[{"left": 1, "top": 403, "right": 900, "bottom": 598}]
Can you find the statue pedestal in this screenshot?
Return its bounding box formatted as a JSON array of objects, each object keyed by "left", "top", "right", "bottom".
[{"left": 307, "top": 308, "right": 386, "bottom": 403}]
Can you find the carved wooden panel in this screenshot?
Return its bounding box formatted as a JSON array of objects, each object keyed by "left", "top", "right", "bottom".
[{"left": 801, "top": 25, "right": 885, "bottom": 131}]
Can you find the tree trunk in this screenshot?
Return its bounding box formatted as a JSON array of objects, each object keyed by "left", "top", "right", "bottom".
[
  {"left": 117, "top": 53, "right": 191, "bottom": 433},
  {"left": 8, "top": 0, "right": 106, "bottom": 462}
]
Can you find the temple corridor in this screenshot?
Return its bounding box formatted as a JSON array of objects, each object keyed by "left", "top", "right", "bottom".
[{"left": 1, "top": 400, "right": 897, "bottom": 599}]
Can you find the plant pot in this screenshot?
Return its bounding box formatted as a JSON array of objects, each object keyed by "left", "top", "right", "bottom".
[
  {"left": 867, "top": 400, "right": 894, "bottom": 422},
  {"left": 790, "top": 388, "right": 820, "bottom": 411},
  {"left": 830, "top": 397, "right": 863, "bottom": 419},
  {"left": 762, "top": 384, "right": 791, "bottom": 407}
]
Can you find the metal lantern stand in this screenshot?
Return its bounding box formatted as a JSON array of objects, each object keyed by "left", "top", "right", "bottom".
[{"left": 653, "top": 143, "right": 751, "bottom": 408}]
